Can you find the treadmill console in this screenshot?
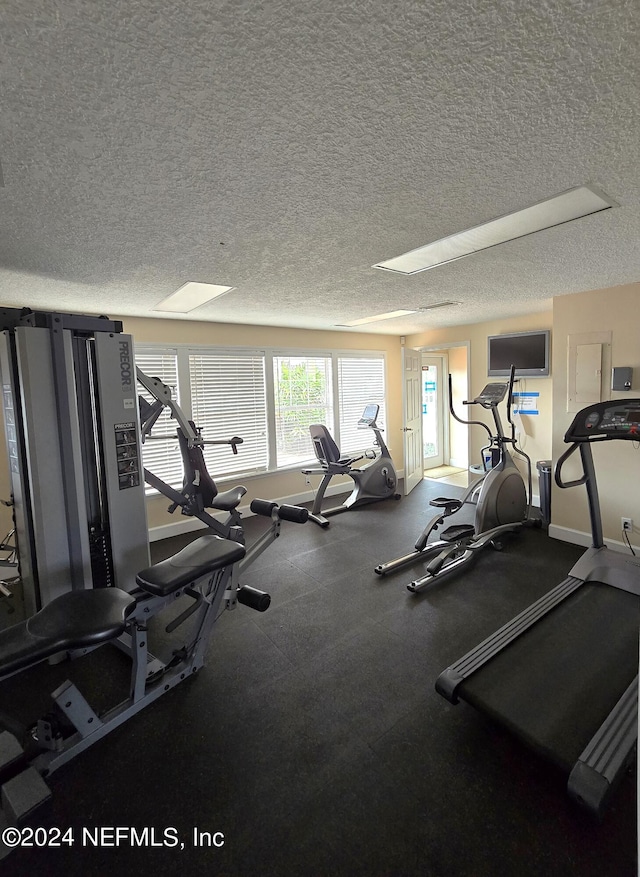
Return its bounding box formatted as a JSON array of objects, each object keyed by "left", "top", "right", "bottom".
[
  {"left": 565, "top": 399, "right": 640, "bottom": 440},
  {"left": 357, "top": 403, "right": 380, "bottom": 428},
  {"left": 472, "top": 382, "right": 508, "bottom": 407}
]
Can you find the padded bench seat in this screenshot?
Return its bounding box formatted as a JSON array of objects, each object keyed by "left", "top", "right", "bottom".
[
  {"left": 135, "top": 534, "right": 246, "bottom": 597},
  {"left": 0, "top": 589, "right": 136, "bottom": 678},
  {"left": 210, "top": 486, "right": 248, "bottom": 511}
]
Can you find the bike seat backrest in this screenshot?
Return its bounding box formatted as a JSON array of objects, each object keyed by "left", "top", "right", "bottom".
[
  {"left": 309, "top": 424, "right": 342, "bottom": 465},
  {"left": 177, "top": 423, "right": 219, "bottom": 507}
]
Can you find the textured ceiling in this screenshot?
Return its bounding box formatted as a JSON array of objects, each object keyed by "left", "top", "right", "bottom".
[{"left": 1, "top": 0, "right": 639, "bottom": 335}]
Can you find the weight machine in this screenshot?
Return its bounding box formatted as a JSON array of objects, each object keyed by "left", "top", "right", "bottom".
[
  {"left": 0, "top": 308, "right": 307, "bottom": 846},
  {"left": 0, "top": 308, "right": 151, "bottom": 615},
  {"left": 137, "top": 369, "right": 309, "bottom": 567},
  {"left": 0, "top": 307, "right": 307, "bottom": 615}
]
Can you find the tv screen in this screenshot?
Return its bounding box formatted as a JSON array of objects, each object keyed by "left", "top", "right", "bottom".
[{"left": 487, "top": 330, "right": 550, "bottom": 377}]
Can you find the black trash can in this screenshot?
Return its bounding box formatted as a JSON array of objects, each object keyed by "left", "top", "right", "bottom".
[{"left": 536, "top": 460, "right": 552, "bottom": 528}]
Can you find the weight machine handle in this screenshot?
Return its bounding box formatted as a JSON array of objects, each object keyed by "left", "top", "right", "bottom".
[{"left": 201, "top": 436, "right": 244, "bottom": 455}]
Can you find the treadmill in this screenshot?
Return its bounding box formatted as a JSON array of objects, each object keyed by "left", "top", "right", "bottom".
[{"left": 436, "top": 398, "right": 640, "bottom": 816}]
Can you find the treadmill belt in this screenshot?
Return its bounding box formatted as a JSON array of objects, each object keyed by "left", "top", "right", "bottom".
[{"left": 458, "top": 581, "right": 639, "bottom": 771}]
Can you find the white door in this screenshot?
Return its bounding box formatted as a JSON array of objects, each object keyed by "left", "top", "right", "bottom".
[
  {"left": 422, "top": 356, "right": 445, "bottom": 470},
  {"left": 402, "top": 347, "right": 423, "bottom": 495}
]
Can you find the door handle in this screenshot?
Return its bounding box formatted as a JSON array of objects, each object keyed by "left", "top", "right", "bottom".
[{"left": 402, "top": 427, "right": 413, "bottom": 432}]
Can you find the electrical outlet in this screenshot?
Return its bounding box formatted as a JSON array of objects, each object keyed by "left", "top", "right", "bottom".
[{"left": 621, "top": 517, "right": 633, "bottom": 532}]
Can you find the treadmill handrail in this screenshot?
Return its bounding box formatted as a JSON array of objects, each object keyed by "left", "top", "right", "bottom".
[
  {"left": 555, "top": 443, "right": 587, "bottom": 489},
  {"left": 555, "top": 441, "right": 604, "bottom": 549}
]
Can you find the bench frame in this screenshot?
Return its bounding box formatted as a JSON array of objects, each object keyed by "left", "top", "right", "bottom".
[{"left": 0, "top": 535, "right": 253, "bottom": 781}]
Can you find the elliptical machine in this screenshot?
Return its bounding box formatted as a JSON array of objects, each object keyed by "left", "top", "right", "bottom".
[
  {"left": 302, "top": 404, "right": 401, "bottom": 528},
  {"left": 375, "top": 367, "right": 532, "bottom": 592}
]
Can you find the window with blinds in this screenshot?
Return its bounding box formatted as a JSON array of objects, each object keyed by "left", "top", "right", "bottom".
[
  {"left": 273, "top": 355, "right": 333, "bottom": 466},
  {"left": 135, "top": 350, "right": 182, "bottom": 489},
  {"left": 135, "top": 345, "right": 387, "bottom": 481},
  {"left": 337, "top": 356, "right": 386, "bottom": 454},
  {"left": 189, "top": 351, "right": 268, "bottom": 477}
]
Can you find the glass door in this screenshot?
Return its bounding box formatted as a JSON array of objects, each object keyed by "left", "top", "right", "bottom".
[{"left": 422, "top": 356, "right": 445, "bottom": 469}]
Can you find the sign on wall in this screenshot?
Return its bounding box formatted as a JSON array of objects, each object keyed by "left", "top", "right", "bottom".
[{"left": 512, "top": 391, "right": 539, "bottom": 415}]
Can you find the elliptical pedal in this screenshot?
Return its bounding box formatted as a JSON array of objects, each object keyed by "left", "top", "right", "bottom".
[
  {"left": 440, "top": 524, "right": 476, "bottom": 542},
  {"left": 429, "top": 497, "right": 463, "bottom": 513}
]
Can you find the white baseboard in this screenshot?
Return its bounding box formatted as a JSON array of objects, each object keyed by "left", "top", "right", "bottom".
[
  {"left": 548, "top": 524, "right": 593, "bottom": 548},
  {"left": 148, "top": 473, "right": 405, "bottom": 542},
  {"left": 548, "top": 523, "right": 640, "bottom": 554}
]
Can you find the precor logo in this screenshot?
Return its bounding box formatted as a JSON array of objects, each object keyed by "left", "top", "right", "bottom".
[{"left": 119, "top": 340, "right": 132, "bottom": 391}]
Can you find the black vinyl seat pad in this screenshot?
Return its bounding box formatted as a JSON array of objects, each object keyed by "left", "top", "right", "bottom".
[
  {"left": 0, "top": 535, "right": 246, "bottom": 678},
  {"left": 0, "top": 588, "right": 136, "bottom": 678},
  {"left": 210, "top": 486, "right": 247, "bottom": 511},
  {"left": 135, "top": 534, "right": 246, "bottom": 597}
]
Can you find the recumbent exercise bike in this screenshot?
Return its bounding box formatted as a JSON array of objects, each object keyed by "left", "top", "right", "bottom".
[{"left": 302, "top": 404, "right": 401, "bottom": 528}]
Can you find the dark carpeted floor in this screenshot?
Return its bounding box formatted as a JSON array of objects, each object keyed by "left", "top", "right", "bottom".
[{"left": 0, "top": 478, "right": 637, "bottom": 876}]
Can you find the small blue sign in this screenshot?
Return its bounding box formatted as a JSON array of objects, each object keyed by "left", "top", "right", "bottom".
[{"left": 512, "top": 391, "right": 539, "bottom": 415}]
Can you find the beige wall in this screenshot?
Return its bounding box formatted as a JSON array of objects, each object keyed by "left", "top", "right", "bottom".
[
  {"left": 407, "top": 311, "right": 553, "bottom": 498},
  {"left": 2, "top": 284, "right": 637, "bottom": 547},
  {"left": 422, "top": 345, "right": 469, "bottom": 468},
  {"left": 551, "top": 282, "right": 640, "bottom": 546},
  {"left": 122, "top": 316, "right": 404, "bottom": 532},
  {"left": 447, "top": 345, "right": 469, "bottom": 467}
]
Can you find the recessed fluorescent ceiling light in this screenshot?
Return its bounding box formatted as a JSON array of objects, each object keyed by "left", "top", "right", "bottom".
[
  {"left": 336, "top": 309, "right": 417, "bottom": 327},
  {"left": 418, "top": 301, "right": 460, "bottom": 311},
  {"left": 373, "top": 184, "right": 618, "bottom": 275},
  {"left": 153, "top": 282, "right": 235, "bottom": 313}
]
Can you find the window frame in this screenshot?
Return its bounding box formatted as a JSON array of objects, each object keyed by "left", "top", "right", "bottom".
[{"left": 134, "top": 341, "right": 387, "bottom": 485}]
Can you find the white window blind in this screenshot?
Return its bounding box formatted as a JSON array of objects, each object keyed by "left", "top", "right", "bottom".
[
  {"left": 337, "top": 356, "right": 386, "bottom": 454},
  {"left": 135, "top": 350, "right": 182, "bottom": 489},
  {"left": 189, "top": 352, "right": 268, "bottom": 477},
  {"left": 135, "top": 345, "right": 388, "bottom": 482},
  {"left": 273, "top": 355, "right": 333, "bottom": 466}
]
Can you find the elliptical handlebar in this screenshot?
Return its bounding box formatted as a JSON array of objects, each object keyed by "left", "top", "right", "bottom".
[
  {"left": 447, "top": 367, "right": 532, "bottom": 514},
  {"left": 448, "top": 374, "right": 493, "bottom": 442},
  {"left": 506, "top": 365, "right": 516, "bottom": 441}
]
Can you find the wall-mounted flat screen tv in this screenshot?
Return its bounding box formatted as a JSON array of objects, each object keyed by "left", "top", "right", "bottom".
[{"left": 487, "top": 330, "right": 550, "bottom": 377}]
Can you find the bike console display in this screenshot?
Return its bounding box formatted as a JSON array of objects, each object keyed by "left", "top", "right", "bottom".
[
  {"left": 565, "top": 399, "right": 640, "bottom": 440},
  {"left": 358, "top": 403, "right": 380, "bottom": 428}
]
